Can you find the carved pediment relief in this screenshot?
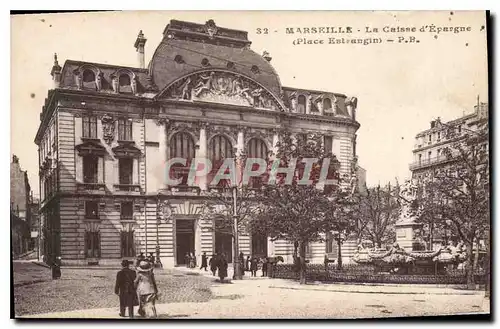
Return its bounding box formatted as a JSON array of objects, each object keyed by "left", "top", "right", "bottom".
[
  {"left": 159, "top": 70, "right": 286, "bottom": 112},
  {"left": 75, "top": 140, "right": 107, "bottom": 157}
]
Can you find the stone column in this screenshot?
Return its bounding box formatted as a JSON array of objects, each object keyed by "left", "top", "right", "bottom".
[
  {"left": 272, "top": 131, "right": 279, "bottom": 157},
  {"left": 133, "top": 158, "right": 139, "bottom": 185},
  {"left": 236, "top": 129, "right": 245, "bottom": 185},
  {"left": 158, "top": 120, "right": 167, "bottom": 190},
  {"left": 197, "top": 124, "right": 208, "bottom": 191}
]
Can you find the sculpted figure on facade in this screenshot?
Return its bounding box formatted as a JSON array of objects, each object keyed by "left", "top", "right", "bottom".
[
  {"left": 111, "top": 75, "right": 119, "bottom": 93},
  {"left": 101, "top": 114, "right": 115, "bottom": 145},
  {"left": 74, "top": 70, "right": 83, "bottom": 90},
  {"left": 95, "top": 72, "right": 102, "bottom": 91},
  {"left": 131, "top": 76, "right": 138, "bottom": 94},
  {"left": 193, "top": 72, "right": 215, "bottom": 97}
]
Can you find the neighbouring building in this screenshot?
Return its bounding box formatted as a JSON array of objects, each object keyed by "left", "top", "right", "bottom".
[
  {"left": 406, "top": 100, "right": 489, "bottom": 249},
  {"left": 35, "top": 19, "right": 361, "bottom": 267},
  {"left": 10, "top": 155, "right": 32, "bottom": 257},
  {"left": 409, "top": 101, "right": 489, "bottom": 180}
]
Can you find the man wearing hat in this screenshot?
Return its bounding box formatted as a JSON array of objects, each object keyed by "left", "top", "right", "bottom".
[{"left": 115, "top": 260, "right": 137, "bottom": 318}]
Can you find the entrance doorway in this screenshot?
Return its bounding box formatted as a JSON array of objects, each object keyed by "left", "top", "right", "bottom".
[
  {"left": 176, "top": 219, "right": 195, "bottom": 265},
  {"left": 215, "top": 233, "right": 233, "bottom": 262},
  {"left": 251, "top": 232, "right": 268, "bottom": 258}
]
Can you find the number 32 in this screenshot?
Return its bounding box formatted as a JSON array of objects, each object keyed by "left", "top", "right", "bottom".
[{"left": 256, "top": 28, "right": 269, "bottom": 34}]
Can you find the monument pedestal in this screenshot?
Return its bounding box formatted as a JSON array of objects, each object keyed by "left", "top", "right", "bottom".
[{"left": 395, "top": 221, "right": 423, "bottom": 252}]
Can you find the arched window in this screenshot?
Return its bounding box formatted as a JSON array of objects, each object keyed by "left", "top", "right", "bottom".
[
  {"left": 323, "top": 98, "right": 332, "bottom": 111},
  {"left": 82, "top": 69, "right": 96, "bottom": 90},
  {"left": 170, "top": 132, "right": 195, "bottom": 160},
  {"left": 169, "top": 132, "right": 195, "bottom": 186},
  {"left": 209, "top": 135, "right": 234, "bottom": 188},
  {"left": 297, "top": 95, "right": 306, "bottom": 114},
  {"left": 247, "top": 138, "right": 268, "bottom": 188},
  {"left": 209, "top": 135, "right": 234, "bottom": 163},
  {"left": 119, "top": 74, "right": 132, "bottom": 93},
  {"left": 247, "top": 138, "right": 268, "bottom": 159}
]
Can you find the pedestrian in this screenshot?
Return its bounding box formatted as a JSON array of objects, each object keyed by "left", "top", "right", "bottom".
[
  {"left": 135, "top": 252, "right": 145, "bottom": 267},
  {"left": 261, "top": 257, "right": 268, "bottom": 277},
  {"left": 200, "top": 252, "right": 208, "bottom": 271},
  {"left": 115, "top": 260, "right": 137, "bottom": 318},
  {"left": 245, "top": 256, "right": 251, "bottom": 272},
  {"left": 51, "top": 256, "right": 62, "bottom": 280},
  {"left": 218, "top": 253, "right": 228, "bottom": 283},
  {"left": 134, "top": 260, "right": 158, "bottom": 318},
  {"left": 148, "top": 252, "right": 155, "bottom": 266},
  {"left": 209, "top": 254, "right": 218, "bottom": 276},
  {"left": 239, "top": 252, "right": 245, "bottom": 275},
  {"left": 184, "top": 252, "right": 190, "bottom": 268},
  {"left": 250, "top": 256, "right": 258, "bottom": 277},
  {"left": 189, "top": 252, "right": 196, "bottom": 268}
]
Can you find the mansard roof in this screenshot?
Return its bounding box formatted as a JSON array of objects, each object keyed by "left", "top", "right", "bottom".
[
  {"left": 148, "top": 19, "right": 282, "bottom": 98},
  {"left": 58, "top": 60, "right": 157, "bottom": 93}
]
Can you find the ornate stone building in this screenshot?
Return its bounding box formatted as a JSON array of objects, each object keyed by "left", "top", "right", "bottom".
[{"left": 35, "top": 19, "right": 360, "bottom": 266}]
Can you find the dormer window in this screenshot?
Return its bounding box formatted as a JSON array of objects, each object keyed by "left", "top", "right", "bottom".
[
  {"left": 174, "top": 55, "right": 184, "bottom": 64},
  {"left": 201, "top": 58, "right": 210, "bottom": 67},
  {"left": 323, "top": 98, "right": 332, "bottom": 111},
  {"left": 297, "top": 95, "right": 306, "bottom": 114},
  {"left": 82, "top": 69, "right": 97, "bottom": 90},
  {"left": 119, "top": 74, "right": 132, "bottom": 93},
  {"left": 251, "top": 65, "right": 260, "bottom": 74}
]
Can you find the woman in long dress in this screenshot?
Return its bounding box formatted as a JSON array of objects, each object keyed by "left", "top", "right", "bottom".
[
  {"left": 134, "top": 260, "right": 158, "bottom": 318},
  {"left": 218, "top": 253, "right": 228, "bottom": 283}
]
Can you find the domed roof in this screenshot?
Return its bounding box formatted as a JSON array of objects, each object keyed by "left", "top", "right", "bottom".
[{"left": 148, "top": 20, "right": 282, "bottom": 98}]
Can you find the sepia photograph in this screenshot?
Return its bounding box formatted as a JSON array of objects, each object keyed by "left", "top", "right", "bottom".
[{"left": 10, "top": 10, "right": 490, "bottom": 319}]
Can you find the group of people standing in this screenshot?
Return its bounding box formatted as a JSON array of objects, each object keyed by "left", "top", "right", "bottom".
[
  {"left": 114, "top": 255, "right": 159, "bottom": 318},
  {"left": 241, "top": 253, "right": 269, "bottom": 277},
  {"left": 192, "top": 251, "right": 269, "bottom": 281}
]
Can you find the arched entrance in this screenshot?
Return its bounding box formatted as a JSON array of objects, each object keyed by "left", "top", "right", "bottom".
[{"left": 251, "top": 232, "right": 268, "bottom": 258}]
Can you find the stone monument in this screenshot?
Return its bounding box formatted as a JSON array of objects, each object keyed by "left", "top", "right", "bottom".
[{"left": 395, "top": 179, "right": 423, "bottom": 252}]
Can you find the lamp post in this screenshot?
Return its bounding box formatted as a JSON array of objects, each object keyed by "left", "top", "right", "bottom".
[{"left": 231, "top": 147, "right": 243, "bottom": 280}]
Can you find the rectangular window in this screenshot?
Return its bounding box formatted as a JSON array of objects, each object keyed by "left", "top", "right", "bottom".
[
  {"left": 458, "top": 125, "right": 462, "bottom": 133},
  {"left": 85, "top": 231, "right": 101, "bottom": 258},
  {"left": 85, "top": 201, "right": 99, "bottom": 219},
  {"left": 121, "top": 202, "right": 133, "bottom": 220},
  {"left": 428, "top": 151, "right": 432, "bottom": 159},
  {"left": 83, "top": 156, "right": 98, "bottom": 183},
  {"left": 121, "top": 231, "right": 135, "bottom": 258},
  {"left": 119, "top": 158, "right": 133, "bottom": 185},
  {"left": 118, "top": 119, "right": 133, "bottom": 141},
  {"left": 418, "top": 154, "right": 422, "bottom": 163},
  {"left": 83, "top": 116, "right": 97, "bottom": 139},
  {"left": 324, "top": 136, "right": 333, "bottom": 154},
  {"left": 437, "top": 132, "right": 441, "bottom": 140},
  {"left": 428, "top": 135, "right": 432, "bottom": 142}
]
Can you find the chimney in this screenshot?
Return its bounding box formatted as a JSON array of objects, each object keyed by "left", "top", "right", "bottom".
[
  {"left": 134, "top": 30, "right": 147, "bottom": 69},
  {"left": 50, "top": 53, "right": 62, "bottom": 88}
]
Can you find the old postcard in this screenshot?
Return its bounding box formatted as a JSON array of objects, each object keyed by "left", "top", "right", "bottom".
[{"left": 11, "top": 10, "right": 490, "bottom": 319}]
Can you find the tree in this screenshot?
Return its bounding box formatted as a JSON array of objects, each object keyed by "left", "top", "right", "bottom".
[
  {"left": 352, "top": 183, "right": 400, "bottom": 248},
  {"left": 250, "top": 131, "right": 351, "bottom": 284},
  {"left": 415, "top": 120, "right": 489, "bottom": 289}
]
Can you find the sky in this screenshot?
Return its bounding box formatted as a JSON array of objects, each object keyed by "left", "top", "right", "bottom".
[{"left": 10, "top": 11, "right": 488, "bottom": 195}]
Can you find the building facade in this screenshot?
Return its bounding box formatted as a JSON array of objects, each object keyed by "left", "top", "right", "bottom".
[
  {"left": 409, "top": 101, "right": 489, "bottom": 180},
  {"left": 10, "top": 155, "right": 33, "bottom": 257},
  {"left": 408, "top": 101, "right": 489, "bottom": 249},
  {"left": 35, "top": 19, "right": 360, "bottom": 266}
]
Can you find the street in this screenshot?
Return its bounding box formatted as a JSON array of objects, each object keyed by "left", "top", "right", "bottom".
[{"left": 13, "top": 261, "right": 489, "bottom": 319}]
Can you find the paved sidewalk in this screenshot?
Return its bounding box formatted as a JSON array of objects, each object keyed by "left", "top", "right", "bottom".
[{"left": 21, "top": 267, "right": 489, "bottom": 319}]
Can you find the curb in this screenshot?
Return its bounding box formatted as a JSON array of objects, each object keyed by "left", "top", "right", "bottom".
[{"left": 269, "top": 285, "right": 484, "bottom": 296}]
